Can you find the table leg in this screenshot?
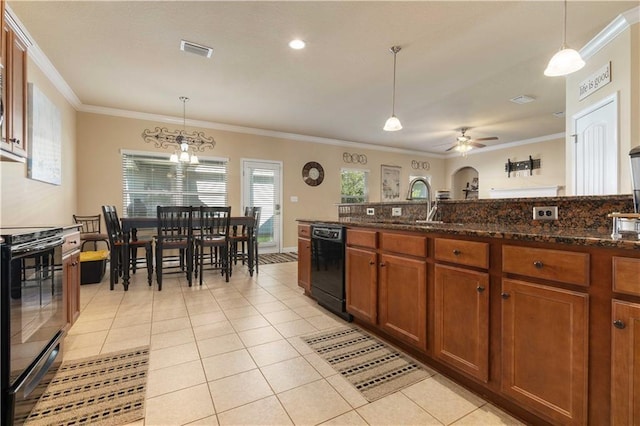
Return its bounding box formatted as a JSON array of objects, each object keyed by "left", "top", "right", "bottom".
[
  {"left": 122, "top": 230, "right": 131, "bottom": 291},
  {"left": 248, "top": 231, "right": 255, "bottom": 277}
]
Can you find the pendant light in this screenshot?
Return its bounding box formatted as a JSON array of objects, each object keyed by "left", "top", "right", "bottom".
[
  {"left": 544, "top": 0, "right": 585, "bottom": 77},
  {"left": 383, "top": 46, "right": 403, "bottom": 131}
]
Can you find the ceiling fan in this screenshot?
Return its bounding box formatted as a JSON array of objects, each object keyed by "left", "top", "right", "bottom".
[{"left": 446, "top": 128, "right": 498, "bottom": 153}]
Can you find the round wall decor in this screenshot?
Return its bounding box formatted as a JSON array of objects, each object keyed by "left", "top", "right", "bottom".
[{"left": 302, "top": 161, "right": 324, "bottom": 186}]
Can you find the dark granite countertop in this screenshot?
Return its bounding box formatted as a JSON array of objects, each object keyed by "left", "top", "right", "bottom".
[{"left": 298, "top": 219, "right": 640, "bottom": 251}]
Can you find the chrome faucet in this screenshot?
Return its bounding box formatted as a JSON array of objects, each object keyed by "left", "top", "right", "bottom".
[{"left": 427, "top": 201, "right": 438, "bottom": 222}]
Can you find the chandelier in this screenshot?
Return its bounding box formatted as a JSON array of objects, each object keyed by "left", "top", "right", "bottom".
[{"left": 142, "top": 96, "right": 216, "bottom": 164}]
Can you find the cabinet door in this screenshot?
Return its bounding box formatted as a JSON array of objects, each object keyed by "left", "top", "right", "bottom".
[
  {"left": 297, "top": 237, "right": 311, "bottom": 294},
  {"left": 434, "top": 264, "right": 489, "bottom": 382},
  {"left": 8, "top": 29, "right": 26, "bottom": 156},
  {"left": 501, "top": 279, "right": 588, "bottom": 425},
  {"left": 611, "top": 300, "right": 640, "bottom": 425},
  {"left": 64, "top": 253, "right": 81, "bottom": 327},
  {"left": 345, "top": 246, "right": 377, "bottom": 324},
  {"left": 379, "top": 253, "right": 427, "bottom": 350}
]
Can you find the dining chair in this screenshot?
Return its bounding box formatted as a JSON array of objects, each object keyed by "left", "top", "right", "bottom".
[
  {"left": 101, "top": 205, "right": 153, "bottom": 290},
  {"left": 193, "top": 206, "right": 232, "bottom": 285},
  {"left": 155, "top": 206, "right": 193, "bottom": 290},
  {"left": 229, "top": 206, "right": 261, "bottom": 274},
  {"left": 73, "top": 214, "right": 110, "bottom": 251}
]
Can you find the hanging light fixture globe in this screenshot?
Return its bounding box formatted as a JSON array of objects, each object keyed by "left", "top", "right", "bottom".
[
  {"left": 544, "top": 0, "right": 585, "bottom": 77},
  {"left": 383, "top": 46, "right": 403, "bottom": 131}
]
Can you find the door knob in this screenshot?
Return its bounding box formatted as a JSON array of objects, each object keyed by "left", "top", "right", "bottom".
[
  {"left": 476, "top": 286, "right": 485, "bottom": 293},
  {"left": 533, "top": 261, "right": 543, "bottom": 269},
  {"left": 453, "top": 249, "right": 461, "bottom": 256},
  {"left": 501, "top": 292, "right": 510, "bottom": 299}
]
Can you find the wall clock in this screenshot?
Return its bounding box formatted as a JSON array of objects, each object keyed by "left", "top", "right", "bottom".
[{"left": 302, "top": 161, "right": 324, "bottom": 186}]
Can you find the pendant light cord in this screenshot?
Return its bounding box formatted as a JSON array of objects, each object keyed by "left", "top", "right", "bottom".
[
  {"left": 562, "top": 0, "right": 567, "bottom": 48},
  {"left": 391, "top": 50, "right": 397, "bottom": 115}
]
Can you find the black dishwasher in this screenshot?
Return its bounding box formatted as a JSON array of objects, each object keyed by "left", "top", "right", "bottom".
[{"left": 310, "top": 225, "right": 352, "bottom": 321}]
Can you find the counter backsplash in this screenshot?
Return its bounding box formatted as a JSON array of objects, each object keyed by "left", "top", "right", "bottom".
[{"left": 338, "top": 195, "right": 634, "bottom": 232}]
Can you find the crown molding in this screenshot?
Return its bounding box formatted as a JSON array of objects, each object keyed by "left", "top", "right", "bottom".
[{"left": 580, "top": 5, "right": 639, "bottom": 60}]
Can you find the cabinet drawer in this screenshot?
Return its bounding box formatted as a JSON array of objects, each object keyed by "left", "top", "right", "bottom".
[
  {"left": 62, "top": 231, "right": 81, "bottom": 254},
  {"left": 380, "top": 232, "right": 427, "bottom": 257},
  {"left": 298, "top": 224, "right": 311, "bottom": 238},
  {"left": 434, "top": 238, "right": 488, "bottom": 269},
  {"left": 613, "top": 256, "right": 640, "bottom": 296},
  {"left": 347, "top": 229, "right": 377, "bottom": 249},
  {"left": 503, "top": 245, "right": 589, "bottom": 287}
]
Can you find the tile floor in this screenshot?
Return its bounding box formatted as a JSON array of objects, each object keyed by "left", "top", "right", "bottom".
[{"left": 66, "top": 260, "right": 525, "bottom": 426}]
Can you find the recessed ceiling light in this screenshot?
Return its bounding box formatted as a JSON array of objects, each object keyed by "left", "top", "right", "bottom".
[
  {"left": 180, "top": 40, "right": 213, "bottom": 58},
  {"left": 553, "top": 111, "right": 565, "bottom": 118},
  {"left": 509, "top": 95, "right": 536, "bottom": 104},
  {"left": 289, "top": 39, "right": 306, "bottom": 50}
]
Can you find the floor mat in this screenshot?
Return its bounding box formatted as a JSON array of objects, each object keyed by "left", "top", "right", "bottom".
[
  {"left": 258, "top": 252, "right": 298, "bottom": 265},
  {"left": 25, "top": 346, "right": 150, "bottom": 426},
  {"left": 302, "top": 327, "right": 430, "bottom": 402}
]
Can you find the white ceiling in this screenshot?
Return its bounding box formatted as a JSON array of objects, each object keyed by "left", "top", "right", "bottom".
[{"left": 8, "top": 1, "right": 638, "bottom": 154}]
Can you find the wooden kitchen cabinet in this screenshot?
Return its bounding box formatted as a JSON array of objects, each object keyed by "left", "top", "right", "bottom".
[
  {"left": 62, "top": 230, "right": 81, "bottom": 328},
  {"left": 612, "top": 256, "right": 640, "bottom": 297},
  {"left": 379, "top": 252, "right": 427, "bottom": 350},
  {"left": 64, "top": 252, "right": 80, "bottom": 326},
  {"left": 611, "top": 299, "right": 640, "bottom": 425},
  {"left": 297, "top": 224, "right": 311, "bottom": 294},
  {"left": 345, "top": 245, "right": 377, "bottom": 324},
  {"left": 1, "top": 20, "right": 27, "bottom": 159},
  {"left": 434, "top": 264, "right": 489, "bottom": 382},
  {"left": 501, "top": 278, "right": 588, "bottom": 425}
]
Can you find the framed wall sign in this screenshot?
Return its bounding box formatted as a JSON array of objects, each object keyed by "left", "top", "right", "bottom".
[{"left": 381, "top": 164, "right": 401, "bottom": 202}]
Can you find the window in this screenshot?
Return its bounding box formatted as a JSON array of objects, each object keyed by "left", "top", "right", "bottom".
[
  {"left": 341, "top": 168, "right": 368, "bottom": 203},
  {"left": 121, "top": 151, "right": 228, "bottom": 217}
]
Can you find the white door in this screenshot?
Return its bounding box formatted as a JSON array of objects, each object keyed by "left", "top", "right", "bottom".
[
  {"left": 242, "top": 159, "right": 282, "bottom": 253},
  {"left": 573, "top": 96, "right": 618, "bottom": 195}
]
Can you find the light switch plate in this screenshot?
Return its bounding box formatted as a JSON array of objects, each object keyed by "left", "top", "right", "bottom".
[{"left": 392, "top": 207, "right": 402, "bottom": 216}]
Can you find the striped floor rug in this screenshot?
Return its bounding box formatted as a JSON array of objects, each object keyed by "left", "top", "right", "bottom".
[
  {"left": 25, "top": 346, "right": 150, "bottom": 426},
  {"left": 258, "top": 252, "right": 298, "bottom": 265},
  {"left": 302, "top": 327, "right": 430, "bottom": 401}
]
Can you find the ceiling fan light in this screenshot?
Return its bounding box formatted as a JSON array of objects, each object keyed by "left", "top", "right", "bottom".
[
  {"left": 190, "top": 154, "right": 199, "bottom": 164},
  {"left": 179, "top": 151, "right": 190, "bottom": 162},
  {"left": 170, "top": 152, "right": 179, "bottom": 163},
  {"left": 383, "top": 115, "right": 403, "bottom": 131},
  {"left": 544, "top": 47, "right": 585, "bottom": 76}
]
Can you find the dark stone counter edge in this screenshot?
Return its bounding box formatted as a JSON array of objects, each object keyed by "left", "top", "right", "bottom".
[{"left": 297, "top": 219, "right": 640, "bottom": 251}]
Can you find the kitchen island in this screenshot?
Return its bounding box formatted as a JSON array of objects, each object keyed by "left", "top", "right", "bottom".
[{"left": 298, "top": 205, "right": 639, "bottom": 425}]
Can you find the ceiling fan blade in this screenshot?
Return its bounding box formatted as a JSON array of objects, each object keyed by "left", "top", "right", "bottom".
[
  {"left": 471, "top": 136, "right": 498, "bottom": 142},
  {"left": 445, "top": 145, "right": 457, "bottom": 152},
  {"left": 469, "top": 142, "right": 486, "bottom": 148}
]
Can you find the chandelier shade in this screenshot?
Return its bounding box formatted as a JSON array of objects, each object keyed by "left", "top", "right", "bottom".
[
  {"left": 142, "top": 97, "right": 215, "bottom": 164},
  {"left": 544, "top": 0, "right": 585, "bottom": 77},
  {"left": 383, "top": 46, "right": 402, "bottom": 132}
]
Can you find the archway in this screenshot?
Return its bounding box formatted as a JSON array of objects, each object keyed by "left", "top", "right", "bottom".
[{"left": 452, "top": 167, "right": 479, "bottom": 200}]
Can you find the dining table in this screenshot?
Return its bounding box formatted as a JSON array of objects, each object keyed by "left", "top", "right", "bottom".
[{"left": 120, "top": 215, "right": 256, "bottom": 290}]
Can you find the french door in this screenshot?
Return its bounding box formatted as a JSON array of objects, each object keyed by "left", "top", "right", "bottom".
[{"left": 241, "top": 159, "right": 282, "bottom": 253}]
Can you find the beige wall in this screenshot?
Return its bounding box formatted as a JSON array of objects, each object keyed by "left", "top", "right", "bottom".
[
  {"left": 76, "top": 112, "right": 446, "bottom": 249},
  {"left": 0, "top": 57, "right": 77, "bottom": 226},
  {"left": 445, "top": 137, "right": 566, "bottom": 199},
  {"left": 565, "top": 22, "right": 639, "bottom": 194}
]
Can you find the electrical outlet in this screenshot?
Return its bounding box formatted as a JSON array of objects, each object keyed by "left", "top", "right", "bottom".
[
  {"left": 533, "top": 206, "right": 558, "bottom": 220},
  {"left": 392, "top": 207, "right": 402, "bottom": 216},
  {"left": 366, "top": 208, "right": 375, "bottom": 216}
]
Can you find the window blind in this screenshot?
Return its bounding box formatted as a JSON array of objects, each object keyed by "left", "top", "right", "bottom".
[{"left": 121, "top": 151, "right": 228, "bottom": 217}]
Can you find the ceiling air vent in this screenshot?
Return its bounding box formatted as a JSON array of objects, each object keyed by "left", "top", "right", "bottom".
[
  {"left": 509, "top": 95, "right": 536, "bottom": 105},
  {"left": 180, "top": 40, "right": 213, "bottom": 58},
  {"left": 553, "top": 111, "right": 565, "bottom": 118}
]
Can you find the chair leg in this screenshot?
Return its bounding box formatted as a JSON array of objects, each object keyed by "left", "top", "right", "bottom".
[
  {"left": 146, "top": 246, "right": 153, "bottom": 286},
  {"left": 156, "top": 246, "right": 163, "bottom": 291},
  {"left": 199, "top": 245, "right": 204, "bottom": 287}
]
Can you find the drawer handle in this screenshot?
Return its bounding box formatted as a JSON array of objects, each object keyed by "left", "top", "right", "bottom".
[
  {"left": 452, "top": 249, "right": 461, "bottom": 256},
  {"left": 613, "top": 320, "right": 626, "bottom": 330},
  {"left": 380, "top": 262, "right": 386, "bottom": 267},
  {"left": 533, "top": 260, "right": 543, "bottom": 269},
  {"left": 9, "top": 138, "right": 20, "bottom": 144},
  {"left": 369, "top": 260, "right": 375, "bottom": 266},
  {"left": 476, "top": 286, "right": 485, "bottom": 293},
  {"left": 501, "top": 292, "right": 510, "bottom": 299}
]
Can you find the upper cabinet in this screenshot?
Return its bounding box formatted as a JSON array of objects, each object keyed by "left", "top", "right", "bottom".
[{"left": 1, "top": 4, "right": 28, "bottom": 161}]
